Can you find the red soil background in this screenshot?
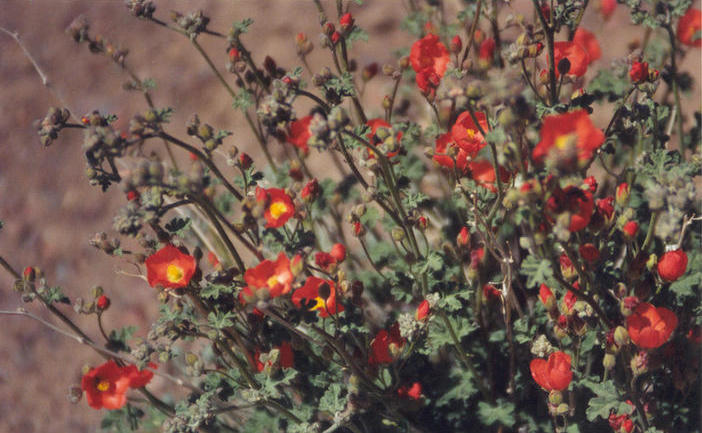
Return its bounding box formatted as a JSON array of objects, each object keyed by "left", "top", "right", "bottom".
[{"left": 0, "top": 1, "right": 698, "bottom": 432}]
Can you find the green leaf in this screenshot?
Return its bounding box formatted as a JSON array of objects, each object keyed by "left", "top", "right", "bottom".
[
  {"left": 519, "top": 256, "right": 554, "bottom": 289},
  {"left": 582, "top": 380, "right": 633, "bottom": 422},
  {"left": 436, "top": 366, "right": 478, "bottom": 407},
  {"left": 233, "top": 18, "right": 254, "bottom": 33},
  {"left": 477, "top": 398, "right": 515, "bottom": 427},
  {"left": 200, "top": 284, "right": 235, "bottom": 300},
  {"left": 233, "top": 89, "right": 254, "bottom": 111},
  {"left": 207, "top": 311, "right": 235, "bottom": 330},
  {"left": 319, "top": 383, "right": 347, "bottom": 414}
]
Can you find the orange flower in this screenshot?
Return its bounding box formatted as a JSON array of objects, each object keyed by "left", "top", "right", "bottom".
[
  {"left": 81, "top": 360, "right": 154, "bottom": 410},
  {"left": 256, "top": 187, "right": 295, "bottom": 229},
  {"left": 629, "top": 61, "right": 649, "bottom": 83},
  {"left": 145, "top": 245, "right": 196, "bottom": 289},
  {"left": 254, "top": 341, "right": 294, "bottom": 372},
  {"left": 599, "top": 0, "right": 617, "bottom": 20},
  {"left": 546, "top": 185, "right": 594, "bottom": 232},
  {"left": 287, "top": 116, "right": 313, "bottom": 153},
  {"left": 397, "top": 382, "right": 423, "bottom": 400},
  {"left": 573, "top": 28, "right": 601, "bottom": 65},
  {"left": 433, "top": 131, "right": 470, "bottom": 173},
  {"left": 677, "top": 8, "right": 701, "bottom": 47},
  {"left": 369, "top": 323, "right": 405, "bottom": 365},
  {"left": 243, "top": 252, "right": 295, "bottom": 299},
  {"left": 468, "top": 160, "right": 510, "bottom": 192},
  {"left": 657, "top": 249, "right": 688, "bottom": 282},
  {"left": 410, "top": 34, "right": 449, "bottom": 96},
  {"left": 450, "top": 111, "right": 488, "bottom": 156},
  {"left": 539, "top": 284, "right": 555, "bottom": 310},
  {"left": 533, "top": 109, "right": 605, "bottom": 165},
  {"left": 292, "top": 276, "right": 343, "bottom": 318},
  {"left": 416, "top": 299, "right": 431, "bottom": 321},
  {"left": 552, "top": 41, "right": 589, "bottom": 77},
  {"left": 626, "top": 302, "right": 678, "bottom": 349},
  {"left": 530, "top": 351, "right": 573, "bottom": 391}
]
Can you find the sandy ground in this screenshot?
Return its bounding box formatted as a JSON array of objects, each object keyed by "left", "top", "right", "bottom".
[{"left": 0, "top": 1, "right": 698, "bottom": 432}]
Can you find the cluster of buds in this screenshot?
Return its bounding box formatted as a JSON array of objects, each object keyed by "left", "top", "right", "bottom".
[
  {"left": 257, "top": 79, "right": 296, "bottom": 135},
  {"left": 89, "top": 231, "right": 121, "bottom": 255},
  {"left": 125, "top": 0, "right": 156, "bottom": 19},
  {"left": 510, "top": 30, "right": 544, "bottom": 63},
  {"left": 129, "top": 107, "right": 173, "bottom": 138},
  {"left": 171, "top": 10, "right": 209, "bottom": 40},
  {"left": 603, "top": 326, "right": 630, "bottom": 370},
  {"left": 66, "top": 17, "right": 129, "bottom": 65},
  {"left": 307, "top": 107, "right": 350, "bottom": 149},
  {"left": 37, "top": 107, "right": 71, "bottom": 146},
  {"left": 295, "top": 32, "right": 313, "bottom": 57},
  {"left": 629, "top": 60, "right": 659, "bottom": 84},
  {"left": 186, "top": 114, "right": 231, "bottom": 153}
]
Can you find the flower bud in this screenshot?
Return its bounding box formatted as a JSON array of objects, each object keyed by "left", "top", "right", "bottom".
[
  {"left": 603, "top": 352, "right": 616, "bottom": 370},
  {"left": 614, "top": 326, "right": 629, "bottom": 346},
  {"left": 456, "top": 227, "right": 470, "bottom": 249},
  {"left": 96, "top": 295, "right": 111, "bottom": 311},
  {"left": 450, "top": 35, "right": 462, "bottom": 54},
  {"left": 621, "top": 221, "right": 639, "bottom": 239},
  {"left": 391, "top": 227, "right": 405, "bottom": 241},
  {"left": 616, "top": 183, "right": 630, "bottom": 206},
  {"left": 548, "top": 390, "right": 563, "bottom": 405}
]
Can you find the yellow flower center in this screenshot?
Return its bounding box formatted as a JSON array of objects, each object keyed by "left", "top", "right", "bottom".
[
  {"left": 267, "top": 275, "right": 280, "bottom": 289},
  {"left": 465, "top": 129, "right": 476, "bottom": 139},
  {"left": 269, "top": 201, "right": 289, "bottom": 219},
  {"left": 308, "top": 296, "right": 326, "bottom": 312},
  {"left": 166, "top": 264, "right": 184, "bottom": 283},
  {"left": 555, "top": 133, "right": 577, "bottom": 150},
  {"left": 96, "top": 380, "right": 110, "bottom": 392}
]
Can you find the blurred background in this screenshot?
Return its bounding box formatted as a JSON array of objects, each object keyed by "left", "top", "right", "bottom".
[{"left": 0, "top": 1, "right": 698, "bottom": 432}]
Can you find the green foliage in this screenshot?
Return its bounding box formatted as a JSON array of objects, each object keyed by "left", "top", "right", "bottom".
[
  {"left": 319, "top": 383, "right": 347, "bottom": 414},
  {"left": 232, "top": 89, "right": 254, "bottom": 111},
  {"left": 477, "top": 398, "right": 515, "bottom": 427},
  {"left": 520, "top": 256, "right": 554, "bottom": 289},
  {"left": 582, "top": 380, "right": 633, "bottom": 422}
]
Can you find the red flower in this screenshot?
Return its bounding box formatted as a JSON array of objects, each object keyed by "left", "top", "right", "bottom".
[
  {"left": 616, "top": 183, "right": 630, "bottom": 205},
  {"left": 301, "top": 178, "right": 320, "bottom": 201},
  {"left": 433, "top": 132, "right": 469, "bottom": 173},
  {"left": 573, "top": 28, "right": 601, "bottom": 65},
  {"left": 416, "top": 299, "right": 430, "bottom": 321},
  {"left": 583, "top": 175, "right": 598, "bottom": 194},
  {"left": 330, "top": 243, "right": 346, "bottom": 262},
  {"left": 657, "top": 249, "right": 688, "bottom": 282},
  {"left": 410, "top": 34, "right": 450, "bottom": 96},
  {"left": 369, "top": 323, "right": 405, "bottom": 365},
  {"left": 610, "top": 415, "right": 634, "bottom": 433},
  {"left": 677, "top": 8, "right": 702, "bottom": 47},
  {"left": 596, "top": 196, "right": 615, "bottom": 225},
  {"left": 622, "top": 221, "right": 639, "bottom": 239},
  {"left": 450, "top": 35, "right": 462, "bottom": 54},
  {"left": 579, "top": 243, "right": 600, "bottom": 263},
  {"left": 468, "top": 160, "right": 510, "bottom": 192},
  {"left": 257, "top": 187, "right": 295, "bottom": 229},
  {"left": 254, "top": 341, "right": 294, "bottom": 372},
  {"left": 126, "top": 190, "right": 139, "bottom": 201},
  {"left": 547, "top": 185, "right": 594, "bottom": 232},
  {"left": 553, "top": 41, "right": 589, "bottom": 77},
  {"left": 451, "top": 111, "right": 488, "bottom": 156},
  {"left": 96, "top": 295, "right": 111, "bottom": 311},
  {"left": 478, "top": 38, "right": 496, "bottom": 62},
  {"left": 339, "top": 13, "right": 354, "bottom": 30},
  {"left": 483, "top": 284, "right": 500, "bottom": 301},
  {"left": 315, "top": 252, "right": 337, "bottom": 272},
  {"left": 539, "top": 284, "right": 555, "bottom": 308},
  {"left": 533, "top": 110, "right": 605, "bottom": 165},
  {"left": 292, "top": 276, "right": 343, "bottom": 318},
  {"left": 207, "top": 251, "right": 220, "bottom": 268},
  {"left": 629, "top": 61, "right": 649, "bottom": 83},
  {"left": 145, "top": 245, "right": 197, "bottom": 289},
  {"left": 599, "top": 0, "right": 617, "bottom": 19},
  {"left": 239, "top": 152, "right": 253, "bottom": 169},
  {"left": 243, "top": 252, "right": 295, "bottom": 299},
  {"left": 530, "top": 351, "right": 573, "bottom": 391},
  {"left": 365, "top": 118, "right": 403, "bottom": 158},
  {"left": 81, "top": 361, "right": 154, "bottom": 410},
  {"left": 457, "top": 226, "right": 470, "bottom": 248},
  {"left": 124, "top": 363, "right": 156, "bottom": 389},
  {"left": 627, "top": 302, "right": 678, "bottom": 349},
  {"left": 397, "top": 382, "right": 422, "bottom": 400},
  {"left": 287, "top": 116, "right": 313, "bottom": 153},
  {"left": 563, "top": 290, "right": 577, "bottom": 313}
]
